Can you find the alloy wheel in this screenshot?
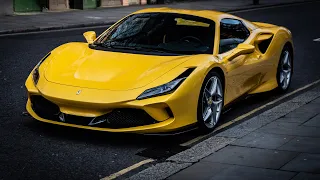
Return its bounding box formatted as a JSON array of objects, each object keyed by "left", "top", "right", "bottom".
[
  {"left": 279, "top": 50, "right": 292, "bottom": 90},
  {"left": 202, "top": 76, "right": 223, "bottom": 128}
]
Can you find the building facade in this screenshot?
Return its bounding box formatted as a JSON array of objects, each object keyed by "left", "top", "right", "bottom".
[{"left": 0, "top": 0, "right": 149, "bottom": 15}]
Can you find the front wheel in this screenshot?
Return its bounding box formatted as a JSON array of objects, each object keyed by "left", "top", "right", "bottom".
[
  {"left": 276, "top": 47, "right": 293, "bottom": 92},
  {"left": 197, "top": 71, "right": 224, "bottom": 132}
]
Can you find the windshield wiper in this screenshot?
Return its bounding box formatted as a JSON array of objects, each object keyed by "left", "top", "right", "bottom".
[
  {"left": 92, "top": 42, "right": 179, "bottom": 54},
  {"left": 92, "top": 41, "right": 123, "bottom": 49},
  {"left": 102, "top": 43, "right": 169, "bottom": 53},
  {"left": 129, "top": 46, "right": 168, "bottom": 53}
]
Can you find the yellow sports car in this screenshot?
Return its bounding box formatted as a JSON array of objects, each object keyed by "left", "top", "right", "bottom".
[{"left": 25, "top": 8, "right": 293, "bottom": 133}]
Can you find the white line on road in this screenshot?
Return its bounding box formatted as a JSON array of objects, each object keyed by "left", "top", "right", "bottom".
[
  {"left": 313, "top": 38, "right": 320, "bottom": 42},
  {"left": 85, "top": 16, "right": 103, "bottom": 20},
  {"left": 101, "top": 159, "right": 154, "bottom": 180},
  {"left": 180, "top": 78, "right": 320, "bottom": 147}
]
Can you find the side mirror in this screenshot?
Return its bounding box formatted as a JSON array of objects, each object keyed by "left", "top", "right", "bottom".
[
  {"left": 83, "top": 31, "right": 96, "bottom": 44},
  {"left": 226, "top": 43, "right": 255, "bottom": 60}
]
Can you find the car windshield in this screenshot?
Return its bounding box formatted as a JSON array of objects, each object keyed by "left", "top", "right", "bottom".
[{"left": 94, "top": 13, "right": 215, "bottom": 55}]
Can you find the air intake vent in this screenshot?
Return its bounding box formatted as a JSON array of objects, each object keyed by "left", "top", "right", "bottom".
[{"left": 258, "top": 34, "right": 273, "bottom": 54}]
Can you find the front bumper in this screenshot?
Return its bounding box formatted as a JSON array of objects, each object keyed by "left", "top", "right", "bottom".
[
  {"left": 25, "top": 72, "right": 201, "bottom": 133},
  {"left": 26, "top": 98, "right": 177, "bottom": 133}
]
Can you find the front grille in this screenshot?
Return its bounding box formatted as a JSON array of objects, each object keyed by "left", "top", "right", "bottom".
[
  {"left": 63, "top": 114, "right": 93, "bottom": 126},
  {"left": 30, "top": 96, "right": 60, "bottom": 120},
  {"left": 30, "top": 96, "right": 157, "bottom": 128},
  {"left": 99, "top": 109, "right": 157, "bottom": 128}
]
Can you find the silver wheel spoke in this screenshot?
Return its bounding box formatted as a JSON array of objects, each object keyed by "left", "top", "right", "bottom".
[
  {"left": 280, "top": 72, "right": 285, "bottom": 83},
  {"left": 283, "top": 69, "right": 291, "bottom": 73},
  {"left": 203, "top": 91, "right": 210, "bottom": 106},
  {"left": 205, "top": 88, "right": 211, "bottom": 100},
  {"left": 209, "top": 77, "right": 217, "bottom": 96},
  {"left": 210, "top": 108, "right": 216, "bottom": 125},
  {"left": 283, "top": 76, "right": 287, "bottom": 88},
  {"left": 203, "top": 108, "right": 212, "bottom": 122},
  {"left": 215, "top": 104, "right": 221, "bottom": 122},
  {"left": 287, "top": 58, "right": 291, "bottom": 68},
  {"left": 212, "top": 98, "right": 223, "bottom": 105},
  {"left": 286, "top": 72, "right": 291, "bottom": 79},
  {"left": 279, "top": 51, "right": 292, "bottom": 90},
  {"left": 283, "top": 51, "right": 289, "bottom": 65},
  {"left": 216, "top": 83, "right": 222, "bottom": 96},
  {"left": 286, "top": 72, "right": 291, "bottom": 85},
  {"left": 217, "top": 103, "right": 222, "bottom": 113}
]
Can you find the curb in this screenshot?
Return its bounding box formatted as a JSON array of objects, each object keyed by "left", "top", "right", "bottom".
[
  {"left": 128, "top": 85, "right": 320, "bottom": 180},
  {"left": 0, "top": 21, "right": 115, "bottom": 35},
  {"left": 0, "top": 0, "right": 317, "bottom": 35}
]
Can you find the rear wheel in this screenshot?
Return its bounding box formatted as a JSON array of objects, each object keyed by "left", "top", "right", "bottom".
[
  {"left": 197, "top": 71, "right": 224, "bottom": 132},
  {"left": 276, "top": 47, "right": 293, "bottom": 92}
]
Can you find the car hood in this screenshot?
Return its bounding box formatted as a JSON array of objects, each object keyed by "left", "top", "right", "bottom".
[{"left": 44, "top": 43, "right": 192, "bottom": 91}]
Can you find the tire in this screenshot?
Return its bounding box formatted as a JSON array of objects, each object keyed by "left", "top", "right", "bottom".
[
  {"left": 197, "top": 71, "right": 224, "bottom": 133},
  {"left": 276, "top": 46, "right": 293, "bottom": 93}
]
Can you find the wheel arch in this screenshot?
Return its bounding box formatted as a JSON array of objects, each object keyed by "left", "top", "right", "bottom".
[
  {"left": 209, "top": 67, "right": 225, "bottom": 91},
  {"left": 196, "top": 66, "right": 226, "bottom": 132}
]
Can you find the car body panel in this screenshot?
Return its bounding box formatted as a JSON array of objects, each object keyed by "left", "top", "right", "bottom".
[
  {"left": 44, "top": 43, "right": 195, "bottom": 91},
  {"left": 25, "top": 8, "right": 293, "bottom": 133}
]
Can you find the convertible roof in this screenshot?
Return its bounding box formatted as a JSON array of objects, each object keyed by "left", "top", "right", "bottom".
[{"left": 133, "top": 8, "right": 233, "bottom": 22}]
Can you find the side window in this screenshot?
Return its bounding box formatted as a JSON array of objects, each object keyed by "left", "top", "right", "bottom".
[{"left": 219, "top": 18, "right": 250, "bottom": 54}]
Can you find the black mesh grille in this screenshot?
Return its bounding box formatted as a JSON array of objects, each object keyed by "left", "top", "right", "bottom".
[
  {"left": 64, "top": 115, "right": 92, "bottom": 126},
  {"left": 30, "top": 96, "right": 60, "bottom": 120},
  {"left": 100, "top": 109, "right": 157, "bottom": 128},
  {"left": 30, "top": 96, "right": 157, "bottom": 128}
]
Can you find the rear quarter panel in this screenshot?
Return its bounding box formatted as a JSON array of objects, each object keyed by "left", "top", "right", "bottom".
[{"left": 248, "top": 22, "right": 293, "bottom": 94}]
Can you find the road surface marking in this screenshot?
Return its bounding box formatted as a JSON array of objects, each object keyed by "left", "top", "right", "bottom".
[
  {"left": 85, "top": 16, "right": 103, "bottom": 20},
  {"left": 313, "top": 38, "right": 320, "bottom": 42},
  {"left": 101, "top": 159, "right": 154, "bottom": 180},
  {"left": 181, "top": 79, "right": 320, "bottom": 147}
]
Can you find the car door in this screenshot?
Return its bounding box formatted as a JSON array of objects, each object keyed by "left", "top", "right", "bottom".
[{"left": 218, "top": 18, "right": 262, "bottom": 104}]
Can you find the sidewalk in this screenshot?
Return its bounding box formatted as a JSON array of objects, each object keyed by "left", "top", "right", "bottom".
[
  {"left": 129, "top": 83, "right": 320, "bottom": 180},
  {"left": 0, "top": 0, "right": 314, "bottom": 35}
]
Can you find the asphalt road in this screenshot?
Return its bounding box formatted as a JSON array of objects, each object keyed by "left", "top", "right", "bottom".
[{"left": 1, "top": 2, "right": 320, "bottom": 180}]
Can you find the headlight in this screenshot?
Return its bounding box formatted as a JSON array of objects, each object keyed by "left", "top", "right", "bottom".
[
  {"left": 32, "top": 67, "right": 40, "bottom": 85},
  {"left": 137, "top": 68, "right": 195, "bottom": 100},
  {"left": 33, "top": 52, "right": 51, "bottom": 85},
  {"left": 137, "top": 77, "right": 186, "bottom": 100}
]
